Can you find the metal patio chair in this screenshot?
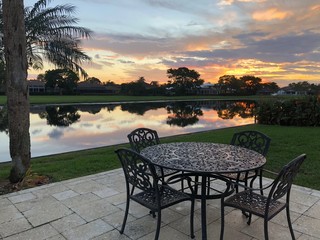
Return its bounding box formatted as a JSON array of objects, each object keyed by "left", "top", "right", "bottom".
[
  {"left": 225, "top": 130, "right": 271, "bottom": 193},
  {"left": 115, "top": 148, "right": 195, "bottom": 240},
  {"left": 127, "top": 128, "right": 179, "bottom": 182},
  {"left": 220, "top": 153, "right": 306, "bottom": 240}
]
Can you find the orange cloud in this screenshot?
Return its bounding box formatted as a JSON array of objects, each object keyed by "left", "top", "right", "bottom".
[
  {"left": 311, "top": 5, "right": 320, "bottom": 11},
  {"left": 252, "top": 8, "right": 290, "bottom": 21}
]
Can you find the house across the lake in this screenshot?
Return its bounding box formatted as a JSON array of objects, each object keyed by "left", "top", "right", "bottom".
[
  {"left": 28, "top": 80, "right": 46, "bottom": 94},
  {"left": 197, "top": 83, "right": 219, "bottom": 95},
  {"left": 27, "top": 80, "right": 121, "bottom": 95},
  {"left": 272, "top": 87, "right": 307, "bottom": 96}
]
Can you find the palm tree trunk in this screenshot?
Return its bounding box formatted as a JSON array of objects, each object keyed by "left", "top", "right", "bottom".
[{"left": 3, "top": 0, "right": 31, "bottom": 183}]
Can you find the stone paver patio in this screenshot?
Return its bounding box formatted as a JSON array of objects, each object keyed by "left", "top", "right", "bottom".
[{"left": 0, "top": 168, "right": 319, "bottom": 240}]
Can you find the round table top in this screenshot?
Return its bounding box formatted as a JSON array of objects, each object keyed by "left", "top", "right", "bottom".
[{"left": 140, "top": 142, "right": 266, "bottom": 174}]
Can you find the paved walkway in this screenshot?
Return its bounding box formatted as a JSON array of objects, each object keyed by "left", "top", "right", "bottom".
[{"left": 0, "top": 168, "right": 319, "bottom": 240}]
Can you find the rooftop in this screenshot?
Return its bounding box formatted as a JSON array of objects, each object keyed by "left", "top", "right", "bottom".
[{"left": 0, "top": 169, "right": 319, "bottom": 239}]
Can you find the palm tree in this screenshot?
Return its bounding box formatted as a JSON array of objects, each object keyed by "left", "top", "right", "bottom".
[
  {"left": 3, "top": 0, "right": 30, "bottom": 183},
  {"left": 24, "top": 0, "right": 92, "bottom": 77},
  {"left": 1, "top": 0, "right": 92, "bottom": 182},
  {"left": 0, "top": 0, "right": 92, "bottom": 78}
]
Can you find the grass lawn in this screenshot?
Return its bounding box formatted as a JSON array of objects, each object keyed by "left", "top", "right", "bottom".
[
  {"left": 0, "top": 124, "right": 319, "bottom": 191},
  {"left": 0, "top": 94, "right": 296, "bottom": 105}
]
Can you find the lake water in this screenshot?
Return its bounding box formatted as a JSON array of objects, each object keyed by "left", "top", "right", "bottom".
[{"left": 0, "top": 100, "right": 256, "bottom": 163}]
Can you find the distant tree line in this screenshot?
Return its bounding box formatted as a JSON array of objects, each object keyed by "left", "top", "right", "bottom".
[
  {"left": 217, "top": 75, "right": 279, "bottom": 95},
  {"left": 3, "top": 66, "right": 320, "bottom": 97}
]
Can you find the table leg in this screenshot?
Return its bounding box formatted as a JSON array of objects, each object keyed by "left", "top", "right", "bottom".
[{"left": 201, "top": 175, "right": 207, "bottom": 240}]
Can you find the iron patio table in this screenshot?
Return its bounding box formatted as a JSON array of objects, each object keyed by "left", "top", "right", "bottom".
[{"left": 140, "top": 142, "right": 266, "bottom": 240}]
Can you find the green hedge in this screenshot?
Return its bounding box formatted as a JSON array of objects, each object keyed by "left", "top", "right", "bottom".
[{"left": 256, "top": 96, "right": 320, "bottom": 126}]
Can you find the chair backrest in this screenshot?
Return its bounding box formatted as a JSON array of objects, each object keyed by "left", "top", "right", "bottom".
[
  {"left": 127, "top": 128, "right": 160, "bottom": 153},
  {"left": 115, "top": 148, "right": 158, "bottom": 192},
  {"left": 230, "top": 130, "right": 271, "bottom": 156},
  {"left": 268, "top": 154, "right": 306, "bottom": 202}
]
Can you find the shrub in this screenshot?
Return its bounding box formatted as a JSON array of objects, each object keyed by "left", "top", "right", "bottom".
[{"left": 256, "top": 96, "right": 320, "bottom": 126}]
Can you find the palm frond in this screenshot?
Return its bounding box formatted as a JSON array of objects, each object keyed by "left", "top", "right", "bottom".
[{"left": 23, "top": 0, "right": 92, "bottom": 78}]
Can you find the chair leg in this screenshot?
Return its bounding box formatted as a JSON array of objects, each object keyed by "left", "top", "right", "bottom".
[
  {"left": 155, "top": 210, "right": 161, "bottom": 240},
  {"left": 194, "top": 175, "right": 199, "bottom": 195},
  {"left": 130, "top": 186, "right": 135, "bottom": 195},
  {"left": 190, "top": 198, "right": 195, "bottom": 239},
  {"left": 120, "top": 197, "right": 130, "bottom": 234},
  {"left": 220, "top": 199, "right": 225, "bottom": 240},
  {"left": 246, "top": 213, "right": 252, "bottom": 225},
  {"left": 259, "top": 169, "right": 264, "bottom": 195},
  {"left": 286, "top": 205, "right": 296, "bottom": 240},
  {"left": 149, "top": 210, "right": 156, "bottom": 218},
  {"left": 181, "top": 171, "right": 185, "bottom": 192},
  {"left": 264, "top": 218, "right": 269, "bottom": 240}
]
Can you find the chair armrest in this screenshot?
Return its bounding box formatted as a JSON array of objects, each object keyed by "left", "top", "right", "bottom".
[
  {"left": 232, "top": 179, "right": 274, "bottom": 192},
  {"left": 166, "top": 173, "right": 195, "bottom": 194}
]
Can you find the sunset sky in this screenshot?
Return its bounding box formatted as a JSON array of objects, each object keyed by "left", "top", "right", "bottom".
[{"left": 25, "top": 0, "right": 320, "bottom": 87}]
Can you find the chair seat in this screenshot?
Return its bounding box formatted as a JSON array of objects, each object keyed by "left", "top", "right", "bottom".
[
  {"left": 222, "top": 171, "right": 256, "bottom": 181},
  {"left": 131, "top": 185, "right": 191, "bottom": 211},
  {"left": 224, "top": 190, "right": 286, "bottom": 219}
]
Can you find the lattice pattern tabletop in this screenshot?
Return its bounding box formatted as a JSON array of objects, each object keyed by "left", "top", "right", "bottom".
[{"left": 141, "top": 142, "right": 266, "bottom": 174}]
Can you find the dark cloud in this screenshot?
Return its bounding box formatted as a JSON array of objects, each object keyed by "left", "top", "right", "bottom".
[
  {"left": 31, "top": 129, "right": 42, "bottom": 135},
  {"left": 177, "top": 31, "right": 320, "bottom": 65},
  {"left": 118, "top": 59, "right": 135, "bottom": 64},
  {"left": 48, "top": 129, "right": 64, "bottom": 139}
]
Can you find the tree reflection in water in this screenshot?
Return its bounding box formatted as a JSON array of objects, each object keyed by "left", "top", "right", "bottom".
[
  {"left": 120, "top": 102, "right": 167, "bottom": 115},
  {"left": 216, "top": 101, "right": 256, "bottom": 120},
  {"left": 38, "top": 106, "right": 80, "bottom": 127},
  {"left": 0, "top": 106, "right": 8, "bottom": 134},
  {"left": 166, "top": 102, "right": 203, "bottom": 127},
  {"left": 0, "top": 100, "right": 257, "bottom": 131},
  {"left": 0, "top": 100, "right": 258, "bottom": 163}
]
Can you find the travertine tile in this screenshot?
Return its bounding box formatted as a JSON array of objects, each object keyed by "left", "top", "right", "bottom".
[
  {"left": 24, "top": 201, "right": 72, "bottom": 227},
  {"left": 304, "top": 201, "right": 320, "bottom": 219},
  {"left": 52, "top": 190, "right": 79, "bottom": 201},
  {"left": 14, "top": 196, "right": 58, "bottom": 212},
  {"left": 71, "top": 198, "right": 119, "bottom": 222},
  {"left": 116, "top": 215, "right": 157, "bottom": 240},
  {"left": 8, "top": 192, "right": 36, "bottom": 204},
  {"left": 241, "top": 218, "right": 302, "bottom": 240},
  {"left": 0, "top": 198, "right": 13, "bottom": 209},
  {"left": 32, "top": 184, "right": 70, "bottom": 199},
  {"left": 61, "top": 219, "right": 113, "bottom": 240},
  {"left": 93, "top": 186, "right": 119, "bottom": 198},
  {"left": 0, "top": 172, "right": 318, "bottom": 240},
  {"left": 223, "top": 209, "right": 259, "bottom": 231},
  {"left": 0, "top": 217, "right": 32, "bottom": 237},
  {"left": 50, "top": 213, "right": 86, "bottom": 233},
  {"left": 105, "top": 192, "right": 127, "bottom": 206},
  {"left": 60, "top": 192, "right": 100, "bottom": 208},
  {"left": 67, "top": 180, "right": 106, "bottom": 194},
  {"left": 291, "top": 191, "right": 319, "bottom": 207},
  {"left": 139, "top": 225, "right": 190, "bottom": 240},
  {"left": 270, "top": 210, "right": 301, "bottom": 227},
  {"left": 297, "top": 233, "right": 320, "bottom": 240},
  {"left": 202, "top": 219, "right": 252, "bottom": 240},
  {"left": 0, "top": 205, "right": 24, "bottom": 224},
  {"left": 102, "top": 210, "right": 137, "bottom": 229},
  {"left": 294, "top": 215, "right": 320, "bottom": 238},
  {"left": 92, "top": 229, "right": 131, "bottom": 240},
  {"left": 3, "top": 224, "right": 59, "bottom": 240}
]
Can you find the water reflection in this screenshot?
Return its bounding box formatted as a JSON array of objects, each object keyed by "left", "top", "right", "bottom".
[
  {"left": 166, "top": 102, "right": 203, "bottom": 127},
  {"left": 0, "top": 100, "right": 256, "bottom": 162},
  {"left": 39, "top": 106, "right": 80, "bottom": 127}
]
